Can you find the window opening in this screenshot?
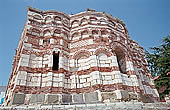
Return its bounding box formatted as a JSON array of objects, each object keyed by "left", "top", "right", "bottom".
[{"left": 53, "top": 51, "right": 59, "bottom": 71}]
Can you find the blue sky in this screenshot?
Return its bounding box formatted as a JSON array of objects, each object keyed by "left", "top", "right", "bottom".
[{"left": 0, "top": 0, "right": 170, "bottom": 85}]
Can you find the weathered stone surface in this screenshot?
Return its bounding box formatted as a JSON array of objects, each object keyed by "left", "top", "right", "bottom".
[
  {"left": 84, "top": 92, "right": 99, "bottom": 103},
  {"left": 46, "top": 94, "right": 60, "bottom": 104},
  {"left": 62, "top": 94, "right": 72, "bottom": 104},
  {"left": 30, "top": 94, "right": 45, "bottom": 104},
  {"left": 25, "top": 94, "right": 32, "bottom": 105},
  {"left": 72, "top": 94, "right": 84, "bottom": 104},
  {"left": 1, "top": 102, "right": 170, "bottom": 110},
  {"left": 139, "top": 94, "right": 156, "bottom": 103},
  {"left": 10, "top": 93, "right": 25, "bottom": 105},
  {"left": 3, "top": 7, "right": 160, "bottom": 106},
  {"left": 101, "top": 92, "right": 116, "bottom": 102},
  {"left": 121, "top": 90, "right": 129, "bottom": 101},
  {"left": 129, "top": 92, "right": 138, "bottom": 100},
  {"left": 115, "top": 90, "right": 129, "bottom": 101}
]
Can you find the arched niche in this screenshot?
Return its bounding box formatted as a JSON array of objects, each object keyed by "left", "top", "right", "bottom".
[
  {"left": 45, "top": 16, "right": 52, "bottom": 23},
  {"left": 54, "top": 29, "right": 61, "bottom": 36},
  {"left": 71, "top": 32, "right": 79, "bottom": 41},
  {"left": 90, "top": 17, "right": 98, "bottom": 24},
  {"left": 94, "top": 48, "right": 112, "bottom": 57},
  {"left": 100, "top": 18, "right": 107, "bottom": 25},
  {"left": 54, "top": 16, "right": 61, "bottom": 21},
  {"left": 71, "top": 20, "right": 79, "bottom": 28},
  {"left": 114, "top": 47, "right": 126, "bottom": 74},
  {"left": 43, "top": 29, "right": 51, "bottom": 37},
  {"left": 97, "top": 53, "right": 108, "bottom": 67},
  {"left": 63, "top": 18, "right": 69, "bottom": 26},
  {"left": 80, "top": 18, "right": 88, "bottom": 25},
  {"left": 32, "top": 28, "right": 41, "bottom": 36},
  {"left": 92, "top": 30, "right": 98, "bottom": 36},
  {"left": 81, "top": 30, "right": 88, "bottom": 39},
  {"left": 73, "top": 50, "right": 91, "bottom": 71},
  {"left": 108, "top": 20, "right": 116, "bottom": 27},
  {"left": 62, "top": 32, "right": 69, "bottom": 40},
  {"left": 33, "top": 14, "right": 42, "bottom": 20},
  {"left": 117, "top": 23, "right": 124, "bottom": 30},
  {"left": 101, "top": 30, "right": 108, "bottom": 36}
]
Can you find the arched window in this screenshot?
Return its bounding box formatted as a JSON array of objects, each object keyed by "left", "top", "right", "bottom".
[
  {"left": 72, "top": 32, "right": 79, "bottom": 41},
  {"left": 100, "top": 18, "right": 107, "bottom": 25},
  {"left": 92, "top": 30, "right": 98, "bottom": 35},
  {"left": 90, "top": 17, "right": 98, "bottom": 24},
  {"left": 81, "top": 30, "right": 88, "bottom": 39},
  {"left": 80, "top": 18, "right": 88, "bottom": 25},
  {"left": 32, "top": 28, "right": 40, "bottom": 36},
  {"left": 33, "top": 14, "right": 42, "bottom": 20},
  {"left": 62, "top": 32, "right": 69, "bottom": 40},
  {"left": 54, "top": 16, "right": 61, "bottom": 21},
  {"left": 43, "top": 30, "right": 51, "bottom": 37},
  {"left": 108, "top": 20, "right": 116, "bottom": 27},
  {"left": 114, "top": 48, "right": 126, "bottom": 73},
  {"left": 53, "top": 51, "right": 60, "bottom": 71},
  {"left": 117, "top": 23, "right": 124, "bottom": 30},
  {"left": 75, "top": 52, "right": 90, "bottom": 71},
  {"left": 97, "top": 53, "right": 108, "bottom": 67},
  {"left": 45, "top": 16, "right": 52, "bottom": 23},
  {"left": 63, "top": 18, "right": 69, "bottom": 26},
  {"left": 54, "top": 29, "right": 61, "bottom": 36},
  {"left": 74, "top": 53, "right": 90, "bottom": 90},
  {"left": 101, "top": 30, "right": 107, "bottom": 36},
  {"left": 29, "top": 54, "right": 37, "bottom": 68},
  {"left": 77, "top": 56, "right": 87, "bottom": 69},
  {"left": 71, "top": 20, "right": 79, "bottom": 28}
]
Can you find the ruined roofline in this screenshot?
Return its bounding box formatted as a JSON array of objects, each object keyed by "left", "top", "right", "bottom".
[
  {"left": 69, "top": 8, "right": 126, "bottom": 27},
  {"left": 27, "top": 6, "right": 126, "bottom": 27},
  {"left": 27, "top": 6, "right": 70, "bottom": 19}
]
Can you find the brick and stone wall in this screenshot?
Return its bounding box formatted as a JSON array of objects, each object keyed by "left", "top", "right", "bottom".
[{"left": 3, "top": 7, "right": 159, "bottom": 106}]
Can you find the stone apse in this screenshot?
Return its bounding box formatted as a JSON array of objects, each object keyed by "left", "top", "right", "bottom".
[{"left": 3, "top": 7, "right": 159, "bottom": 106}]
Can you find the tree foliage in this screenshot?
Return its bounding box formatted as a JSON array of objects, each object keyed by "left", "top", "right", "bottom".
[{"left": 145, "top": 36, "right": 170, "bottom": 99}]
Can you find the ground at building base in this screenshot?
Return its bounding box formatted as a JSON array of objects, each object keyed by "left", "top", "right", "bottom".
[{"left": 1, "top": 102, "right": 170, "bottom": 110}]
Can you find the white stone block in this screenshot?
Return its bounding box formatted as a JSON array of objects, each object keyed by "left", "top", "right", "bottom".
[
  {"left": 20, "top": 61, "right": 29, "bottom": 66},
  {"left": 71, "top": 83, "right": 76, "bottom": 88},
  {"left": 16, "top": 79, "right": 26, "bottom": 86},
  {"left": 24, "top": 43, "right": 32, "bottom": 50},
  {"left": 83, "top": 65, "right": 90, "bottom": 70},
  {"left": 104, "top": 75, "right": 112, "bottom": 80},
  {"left": 114, "top": 90, "right": 122, "bottom": 99},
  {"left": 88, "top": 39, "right": 93, "bottom": 44},
  {"left": 85, "top": 82, "right": 90, "bottom": 87},
  {"left": 106, "top": 80, "right": 112, "bottom": 84},
  {"left": 58, "top": 82, "right": 64, "bottom": 87},
  {"left": 17, "top": 71, "right": 27, "bottom": 80},
  {"left": 90, "top": 63, "right": 97, "bottom": 67},
  {"left": 53, "top": 82, "right": 59, "bottom": 87},
  {"left": 105, "top": 59, "right": 111, "bottom": 64},
  {"left": 110, "top": 62, "right": 118, "bottom": 66},
  {"left": 153, "top": 89, "right": 159, "bottom": 97},
  {"left": 80, "top": 78, "right": 86, "bottom": 83},
  {"left": 126, "top": 61, "right": 134, "bottom": 71},
  {"left": 50, "top": 38, "right": 54, "bottom": 44},
  {"left": 39, "top": 39, "right": 43, "bottom": 45},
  {"left": 48, "top": 72, "right": 53, "bottom": 76},
  {"left": 47, "top": 81, "right": 52, "bottom": 86},
  {"left": 91, "top": 71, "right": 100, "bottom": 80},
  {"left": 115, "top": 74, "right": 122, "bottom": 79}
]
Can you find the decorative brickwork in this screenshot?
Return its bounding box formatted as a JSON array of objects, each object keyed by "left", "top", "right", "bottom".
[{"left": 3, "top": 7, "right": 159, "bottom": 106}]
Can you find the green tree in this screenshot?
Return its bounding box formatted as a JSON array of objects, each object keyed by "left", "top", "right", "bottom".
[{"left": 145, "top": 36, "right": 170, "bottom": 99}]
